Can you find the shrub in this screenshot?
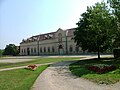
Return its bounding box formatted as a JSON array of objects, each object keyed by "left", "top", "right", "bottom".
[{"left": 113, "top": 48, "right": 120, "bottom": 58}]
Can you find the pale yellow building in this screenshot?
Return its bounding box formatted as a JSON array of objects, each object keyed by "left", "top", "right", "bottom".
[{"left": 20, "top": 28, "right": 83, "bottom": 55}]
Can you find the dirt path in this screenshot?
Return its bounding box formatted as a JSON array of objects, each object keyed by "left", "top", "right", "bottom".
[
  {"left": 0, "top": 63, "right": 53, "bottom": 71},
  {"left": 31, "top": 60, "right": 120, "bottom": 90}
]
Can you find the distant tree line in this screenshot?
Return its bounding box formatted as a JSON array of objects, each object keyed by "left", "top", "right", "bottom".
[
  {"left": 3, "top": 44, "right": 19, "bottom": 56},
  {"left": 0, "top": 49, "right": 4, "bottom": 56}
]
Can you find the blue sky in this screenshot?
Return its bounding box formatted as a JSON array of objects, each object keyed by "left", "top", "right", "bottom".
[{"left": 0, "top": 0, "right": 102, "bottom": 49}]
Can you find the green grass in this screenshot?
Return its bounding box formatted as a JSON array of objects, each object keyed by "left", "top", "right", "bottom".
[
  {"left": 69, "top": 58, "right": 120, "bottom": 85},
  {"left": 0, "top": 65, "right": 48, "bottom": 90},
  {"left": 0, "top": 57, "right": 81, "bottom": 69},
  {"left": 0, "top": 56, "right": 3, "bottom": 59}
]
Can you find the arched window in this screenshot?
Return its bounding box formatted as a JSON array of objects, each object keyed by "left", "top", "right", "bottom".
[
  {"left": 69, "top": 45, "right": 73, "bottom": 52},
  {"left": 52, "top": 46, "right": 54, "bottom": 52},
  {"left": 58, "top": 33, "right": 62, "bottom": 42},
  {"left": 44, "top": 47, "right": 46, "bottom": 52},
  {"left": 22, "top": 49, "right": 23, "bottom": 53},
  {"left": 48, "top": 47, "right": 50, "bottom": 52},
  {"left": 31, "top": 48, "right": 33, "bottom": 53},
  {"left": 24, "top": 49, "right": 26, "bottom": 53},
  {"left": 34, "top": 48, "right": 36, "bottom": 53},
  {"left": 40, "top": 47, "right": 42, "bottom": 53}
]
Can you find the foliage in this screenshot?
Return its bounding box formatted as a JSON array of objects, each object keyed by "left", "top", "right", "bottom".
[
  {"left": 0, "top": 65, "right": 48, "bottom": 90},
  {"left": 74, "top": 2, "right": 115, "bottom": 58},
  {"left": 113, "top": 48, "right": 120, "bottom": 58},
  {"left": 108, "top": 0, "right": 120, "bottom": 22},
  {"left": 0, "top": 49, "right": 4, "bottom": 56},
  {"left": 108, "top": 0, "right": 120, "bottom": 48},
  {"left": 3, "top": 44, "right": 19, "bottom": 56},
  {"left": 69, "top": 58, "right": 120, "bottom": 84}
]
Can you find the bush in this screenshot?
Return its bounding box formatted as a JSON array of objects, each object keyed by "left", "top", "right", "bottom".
[{"left": 113, "top": 48, "right": 120, "bottom": 58}]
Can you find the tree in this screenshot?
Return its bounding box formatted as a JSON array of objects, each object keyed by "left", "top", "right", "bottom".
[
  {"left": 108, "top": 0, "right": 120, "bottom": 48},
  {"left": 3, "top": 44, "right": 19, "bottom": 56},
  {"left": 74, "top": 2, "right": 114, "bottom": 59}
]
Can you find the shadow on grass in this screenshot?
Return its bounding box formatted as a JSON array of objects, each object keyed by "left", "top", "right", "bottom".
[{"left": 69, "top": 58, "right": 120, "bottom": 76}]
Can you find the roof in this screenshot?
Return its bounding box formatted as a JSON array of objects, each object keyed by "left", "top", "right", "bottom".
[
  {"left": 20, "top": 28, "right": 76, "bottom": 44},
  {"left": 65, "top": 28, "right": 76, "bottom": 36}
]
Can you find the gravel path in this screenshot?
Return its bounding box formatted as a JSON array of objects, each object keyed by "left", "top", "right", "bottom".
[
  {"left": 0, "top": 59, "right": 35, "bottom": 63},
  {"left": 0, "top": 56, "right": 40, "bottom": 63},
  {"left": 31, "top": 60, "right": 120, "bottom": 90}
]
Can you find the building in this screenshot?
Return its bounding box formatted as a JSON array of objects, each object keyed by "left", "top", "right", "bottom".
[{"left": 20, "top": 28, "right": 83, "bottom": 55}]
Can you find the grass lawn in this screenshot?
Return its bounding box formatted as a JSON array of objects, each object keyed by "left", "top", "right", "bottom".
[
  {"left": 0, "top": 65, "right": 48, "bottom": 90},
  {"left": 0, "top": 57, "right": 81, "bottom": 69},
  {"left": 69, "top": 58, "right": 120, "bottom": 85}
]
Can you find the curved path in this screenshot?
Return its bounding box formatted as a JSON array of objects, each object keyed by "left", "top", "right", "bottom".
[{"left": 31, "top": 60, "right": 120, "bottom": 90}]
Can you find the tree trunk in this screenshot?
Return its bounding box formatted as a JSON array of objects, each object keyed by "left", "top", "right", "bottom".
[{"left": 98, "top": 51, "right": 100, "bottom": 59}]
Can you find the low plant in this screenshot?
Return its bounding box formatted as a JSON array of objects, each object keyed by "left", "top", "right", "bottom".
[
  {"left": 87, "top": 64, "right": 117, "bottom": 74},
  {"left": 25, "top": 64, "right": 37, "bottom": 71},
  {"left": 69, "top": 58, "right": 120, "bottom": 84}
]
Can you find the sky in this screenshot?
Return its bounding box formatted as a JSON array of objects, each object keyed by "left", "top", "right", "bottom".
[{"left": 0, "top": 0, "right": 103, "bottom": 49}]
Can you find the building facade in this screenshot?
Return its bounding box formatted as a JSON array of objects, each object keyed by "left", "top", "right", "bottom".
[{"left": 20, "top": 28, "right": 83, "bottom": 55}]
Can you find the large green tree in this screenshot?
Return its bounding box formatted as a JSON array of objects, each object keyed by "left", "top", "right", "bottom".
[
  {"left": 3, "top": 44, "right": 19, "bottom": 56},
  {"left": 74, "top": 2, "right": 115, "bottom": 59}
]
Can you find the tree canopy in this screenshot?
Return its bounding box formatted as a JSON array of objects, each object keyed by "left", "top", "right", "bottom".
[
  {"left": 3, "top": 44, "right": 19, "bottom": 56},
  {"left": 108, "top": 0, "right": 120, "bottom": 48},
  {"left": 74, "top": 2, "right": 115, "bottom": 58}
]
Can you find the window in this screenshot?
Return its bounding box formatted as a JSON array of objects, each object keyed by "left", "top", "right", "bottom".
[
  {"left": 34, "top": 48, "right": 36, "bottom": 53},
  {"left": 24, "top": 49, "right": 26, "bottom": 53},
  {"left": 58, "top": 33, "right": 62, "bottom": 42},
  {"left": 69, "top": 45, "right": 73, "bottom": 52},
  {"left": 48, "top": 47, "right": 50, "bottom": 52},
  {"left": 22, "top": 49, "right": 23, "bottom": 53},
  {"left": 40, "top": 47, "right": 42, "bottom": 53},
  {"left": 52, "top": 46, "right": 54, "bottom": 52},
  {"left": 31, "top": 48, "right": 33, "bottom": 53},
  {"left": 44, "top": 47, "right": 46, "bottom": 52}
]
